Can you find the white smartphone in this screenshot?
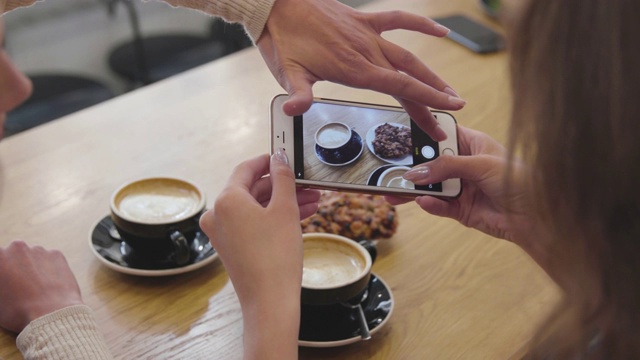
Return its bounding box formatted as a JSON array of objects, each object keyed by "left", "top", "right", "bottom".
[{"left": 270, "top": 95, "right": 462, "bottom": 198}]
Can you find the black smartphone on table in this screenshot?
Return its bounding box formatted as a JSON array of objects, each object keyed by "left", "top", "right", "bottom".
[{"left": 434, "top": 14, "right": 505, "bottom": 54}]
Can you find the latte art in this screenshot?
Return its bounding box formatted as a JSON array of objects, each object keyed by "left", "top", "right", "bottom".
[
  {"left": 303, "top": 246, "right": 365, "bottom": 288},
  {"left": 315, "top": 123, "right": 351, "bottom": 149},
  {"left": 385, "top": 176, "right": 414, "bottom": 189},
  {"left": 119, "top": 193, "right": 199, "bottom": 222},
  {"left": 114, "top": 178, "right": 202, "bottom": 223},
  {"left": 378, "top": 166, "right": 414, "bottom": 189}
]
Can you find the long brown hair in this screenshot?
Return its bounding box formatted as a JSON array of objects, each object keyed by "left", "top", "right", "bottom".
[{"left": 506, "top": 0, "right": 640, "bottom": 358}]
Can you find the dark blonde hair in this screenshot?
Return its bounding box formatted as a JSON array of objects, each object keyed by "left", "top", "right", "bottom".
[{"left": 506, "top": 0, "right": 640, "bottom": 358}]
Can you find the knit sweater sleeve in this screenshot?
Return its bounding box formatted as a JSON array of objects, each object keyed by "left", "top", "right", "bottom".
[
  {"left": 1, "top": 0, "right": 276, "bottom": 42},
  {"left": 154, "top": 0, "right": 276, "bottom": 42},
  {"left": 16, "top": 305, "right": 113, "bottom": 360},
  {"left": 2, "top": 0, "right": 39, "bottom": 13}
]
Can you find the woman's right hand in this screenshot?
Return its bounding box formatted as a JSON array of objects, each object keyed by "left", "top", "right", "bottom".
[{"left": 388, "top": 126, "right": 541, "bottom": 251}]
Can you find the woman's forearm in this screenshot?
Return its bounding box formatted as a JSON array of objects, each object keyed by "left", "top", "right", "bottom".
[{"left": 240, "top": 289, "right": 300, "bottom": 360}]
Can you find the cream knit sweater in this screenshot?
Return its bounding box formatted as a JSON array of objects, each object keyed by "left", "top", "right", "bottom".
[
  {"left": 2, "top": 0, "right": 276, "bottom": 357},
  {"left": 2, "top": 0, "right": 276, "bottom": 41},
  {"left": 17, "top": 306, "right": 113, "bottom": 360}
]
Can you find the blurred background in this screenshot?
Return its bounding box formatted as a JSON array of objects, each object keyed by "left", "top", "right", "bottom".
[{"left": 2, "top": 0, "right": 372, "bottom": 136}]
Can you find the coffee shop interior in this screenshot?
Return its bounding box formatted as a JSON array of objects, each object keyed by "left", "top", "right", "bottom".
[
  {"left": 0, "top": 0, "right": 563, "bottom": 359},
  {"left": 1, "top": 0, "right": 371, "bottom": 136}
]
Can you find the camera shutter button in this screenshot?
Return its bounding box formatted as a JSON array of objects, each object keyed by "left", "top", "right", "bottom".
[{"left": 421, "top": 146, "right": 436, "bottom": 159}]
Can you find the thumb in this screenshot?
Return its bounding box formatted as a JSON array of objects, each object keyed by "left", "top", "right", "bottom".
[
  {"left": 268, "top": 148, "right": 298, "bottom": 210},
  {"left": 281, "top": 70, "right": 315, "bottom": 116}
]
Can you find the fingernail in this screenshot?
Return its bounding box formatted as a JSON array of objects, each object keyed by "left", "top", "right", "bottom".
[
  {"left": 448, "top": 95, "right": 466, "bottom": 108},
  {"left": 444, "top": 86, "right": 460, "bottom": 98},
  {"left": 273, "top": 147, "right": 289, "bottom": 165},
  {"left": 403, "top": 165, "right": 430, "bottom": 182},
  {"left": 435, "top": 24, "right": 450, "bottom": 35}
]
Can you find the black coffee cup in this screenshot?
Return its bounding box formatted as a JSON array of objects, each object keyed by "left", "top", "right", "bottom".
[
  {"left": 301, "top": 233, "right": 377, "bottom": 306},
  {"left": 314, "top": 122, "right": 354, "bottom": 150},
  {"left": 110, "top": 177, "right": 206, "bottom": 266}
]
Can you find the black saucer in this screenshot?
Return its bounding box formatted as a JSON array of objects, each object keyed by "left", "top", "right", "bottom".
[
  {"left": 89, "top": 216, "right": 217, "bottom": 276},
  {"left": 299, "top": 274, "right": 394, "bottom": 347},
  {"left": 315, "top": 131, "right": 364, "bottom": 166},
  {"left": 366, "top": 165, "right": 396, "bottom": 186}
]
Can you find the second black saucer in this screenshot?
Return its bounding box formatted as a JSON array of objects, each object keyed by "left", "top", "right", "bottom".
[
  {"left": 367, "top": 165, "right": 396, "bottom": 186},
  {"left": 299, "top": 274, "right": 394, "bottom": 347}
]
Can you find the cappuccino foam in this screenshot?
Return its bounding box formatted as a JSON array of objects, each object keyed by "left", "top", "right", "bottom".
[
  {"left": 116, "top": 179, "right": 201, "bottom": 223},
  {"left": 380, "top": 167, "right": 414, "bottom": 189},
  {"left": 316, "top": 123, "right": 350, "bottom": 148},
  {"left": 302, "top": 244, "right": 365, "bottom": 288},
  {"left": 385, "top": 176, "right": 414, "bottom": 189}
]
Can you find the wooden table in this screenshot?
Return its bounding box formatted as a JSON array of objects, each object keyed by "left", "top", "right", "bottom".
[{"left": 0, "top": 0, "right": 560, "bottom": 358}]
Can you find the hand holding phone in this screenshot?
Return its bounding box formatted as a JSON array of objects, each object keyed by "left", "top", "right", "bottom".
[{"left": 270, "top": 95, "right": 462, "bottom": 198}]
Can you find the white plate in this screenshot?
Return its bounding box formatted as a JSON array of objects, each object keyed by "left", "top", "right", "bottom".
[{"left": 365, "top": 123, "right": 413, "bottom": 165}]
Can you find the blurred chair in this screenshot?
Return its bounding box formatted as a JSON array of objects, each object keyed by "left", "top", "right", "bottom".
[
  {"left": 106, "top": 0, "right": 251, "bottom": 88},
  {"left": 108, "top": 34, "right": 229, "bottom": 86},
  {"left": 4, "top": 74, "right": 115, "bottom": 137},
  {"left": 208, "top": 18, "right": 252, "bottom": 53}
]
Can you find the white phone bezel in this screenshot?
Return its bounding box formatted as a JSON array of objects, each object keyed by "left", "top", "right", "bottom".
[{"left": 270, "top": 94, "right": 461, "bottom": 198}]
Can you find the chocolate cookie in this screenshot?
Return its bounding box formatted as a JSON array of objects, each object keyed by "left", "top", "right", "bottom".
[
  {"left": 301, "top": 192, "right": 398, "bottom": 240},
  {"left": 372, "top": 123, "right": 412, "bottom": 159}
]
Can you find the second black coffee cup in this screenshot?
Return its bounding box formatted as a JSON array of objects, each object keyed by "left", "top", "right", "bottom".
[
  {"left": 110, "top": 177, "right": 206, "bottom": 266},
  {"left": 301, "top": 233, "right": 377, "bottom": 306}
]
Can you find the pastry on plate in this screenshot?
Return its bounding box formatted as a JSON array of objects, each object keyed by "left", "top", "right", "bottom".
[{"left": 301, "top": 191, "right": 398, "bottom": 240}]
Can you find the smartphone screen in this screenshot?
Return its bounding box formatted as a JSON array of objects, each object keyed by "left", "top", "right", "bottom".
[
  {"left": 292, "top": 101, "right": 444, "bottom": 193},
  {"left": 435, "top": 15, "right": 504, "bottom": 53}
]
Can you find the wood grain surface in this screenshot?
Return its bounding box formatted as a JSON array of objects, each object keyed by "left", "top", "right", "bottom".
[{"left": 0, "top": 0, "right": 559, "bottom": 359}]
